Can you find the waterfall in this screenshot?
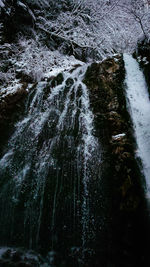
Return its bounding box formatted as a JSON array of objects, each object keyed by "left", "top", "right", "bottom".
[
  {"left": 0, "top": 64, "right": 101, "bottom": 256},
  {"left": 124, "top": 54, "right": 150, "bottom": 198}
]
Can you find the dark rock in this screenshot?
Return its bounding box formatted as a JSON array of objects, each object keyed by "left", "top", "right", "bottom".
[
  {"left": 2, "top": 249, "right": 11, "bottom": 259},
  {"left": 0, "top": 84, "right": 28, "bottom": 113},
  {"left": 0, "top": 248, "right": 42, "bottom": 266},
  {"left": 0, "top": 83, "right": 28, "bottom": 156},
  {"left": 16, "top": 72, "right": 34, "bottom": 83},
  {"left": 51, "top": 73, "right": 64, "bottom": 87},
  {"left": 65, "top": 77, "right": 74, "bottom": 87},
  {"left": 16, "top": 263, "right": 32, "bottom": 267},
  {"left": 69, "top": 64, "right": 82, "bottom": 73},
  {"left": 12, "top": 251, "right": 22, "bottom": 262},
  {"left": 0, "top": 0, "right": 36, "bottom": 42},
  {"left": 83, "top": 54, "right": 149, "bottom": 267}
]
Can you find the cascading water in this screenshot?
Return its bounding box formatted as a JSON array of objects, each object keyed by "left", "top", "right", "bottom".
[
  {"left": 124, "top": 54, "right": 150, "bottom": 198},
  {"left": 0, "top": 64, "right": 101, "bottom": 260}
]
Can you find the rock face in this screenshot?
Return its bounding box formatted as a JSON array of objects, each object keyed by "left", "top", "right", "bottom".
[
  {"left": 0, "top": 247, "right": 44, "bottom": 266},
  {"left": 84, "top": 55, "right": 149, "bottom": 267},
  {"left": 0, "top": 0, "right": 36, "bottom": 42},
  {"left": 0, "top": 55, "right": 149, "bottom": 266},
  {"left": 84, "top": 55, "right": 142, "bottom": 210},
  {"left": 0, "top": 82, "right": 28, "bottom": 155}
]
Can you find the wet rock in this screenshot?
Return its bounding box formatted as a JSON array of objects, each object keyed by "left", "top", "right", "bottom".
[
  {"left": 1, "top": 0, "right": 36, "bottom": 42},
  {"left": 65, "top": 77, "right": 74, "bottom": 87},
  {"left": 84, "top": 54, "right": 144, "bottom": 212},
  {"left": 46, "top": 251, "right": 57, "bottom": 265},
  {"left": 120, "top": 175, "right": 132, "bottom": 198},
  {"left": 0, "top": 84, "right": 28, "bottom": 114},
  {"left": 0, "top": 83, "right": 29, "bottom": 156},
  {"left": 0, "top": 247, "right": 41, "bottom": 266},
  {"left": 105, "top": 59, "right": 120, "bottom": 74},
  {"left": 83, "top": 54, "right": 148, "bottom": 266},
  {"left": 69, "top": 64, "right": 82, "bottom": 73},
  {"left": 2, "top": 249, "right": 11, "bottom": 259},
  {"left": 51, "top": 73, "right": 64, "bottom": 87},
  {"left": 120, "top": 194, "right": 140, "bottom": 211},
  {"left": 115, "top": 165, "right": 121, "bottom": 172},
  {"left": 16, "top": 72, "right": 34, "bottom": 83},
  {"left": 108, "top": 97, "right": 119, "bottom": 111},
  {"left": 15, "top": 263, "right": 32, "bottom": 267},
  {"left": 12, "top": 251, "right": 22, "bottom": 262}
]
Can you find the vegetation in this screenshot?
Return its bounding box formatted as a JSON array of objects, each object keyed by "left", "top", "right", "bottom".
[{"left": 0, "top": 1, "right": 150, "bottom": 87}]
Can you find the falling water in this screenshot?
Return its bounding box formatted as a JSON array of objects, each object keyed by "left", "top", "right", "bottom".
[
  {"left": 0, "top": 65, "right": 100, "bottom": 258},
  {"left": 124, "top": 54, "right": 150, "bottom": 198}
]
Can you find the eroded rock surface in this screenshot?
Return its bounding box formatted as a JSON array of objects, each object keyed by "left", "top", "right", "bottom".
[
  {"left": 84, "top": 55, "right": 149, "bottom": 267},
  {"left": 0, "top": 82, "right": 29, "bottom": 155}
]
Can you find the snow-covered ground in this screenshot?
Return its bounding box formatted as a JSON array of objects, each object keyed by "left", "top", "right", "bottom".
[{"left": 0, "top": 38, "right": 84, "bottom": 97}]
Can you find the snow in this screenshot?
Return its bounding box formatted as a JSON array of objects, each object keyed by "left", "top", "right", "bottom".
[
  {"left": 0, "top": 81, "right": 23, "bottom": 98},
  {"left": 124, "top": 53, "right": 150, "bottom": 197},
  {"left": 143, "top": 57, "right": 147, "bottom": 61},
  {"left": 15, "top": 38, "right": 84, "bottom": 82},
  {"left": 43, "top": 58, "right": 83, "bottom": 80},
  {"left": 112, "top": 133, "right": 126, "bottom": 140}
]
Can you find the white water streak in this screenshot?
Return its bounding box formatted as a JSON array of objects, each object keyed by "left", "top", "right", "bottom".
[
  {"left": 0, "top": 64, "right": 100, "bottom": 249},
  {"left": 124, "top": 54, "right": 150, "bottom": 197},
  {"left": 76, "top": 68, "right": 100, "bottom": 250}
]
